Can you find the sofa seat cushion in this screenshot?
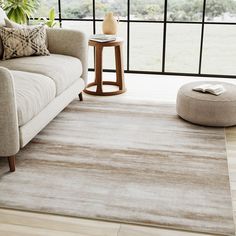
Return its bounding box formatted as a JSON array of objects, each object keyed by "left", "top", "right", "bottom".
[
  {"left": 12, "top": 70, "right": 56, "bottom": 126},
  {"left": 0, "top": 54, "right": 83, "bottom": 95}
]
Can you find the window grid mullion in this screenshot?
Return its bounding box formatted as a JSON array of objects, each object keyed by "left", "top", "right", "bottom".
[
  {"left": 198, "top": 0, "right": 207, "bottom": 74},
  {"left": 54, "top": 0, "right": 236, "bottom": 78}
]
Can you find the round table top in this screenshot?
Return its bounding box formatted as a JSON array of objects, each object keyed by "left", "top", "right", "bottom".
[{"left": 89, "top": 37, "right": 123, "bottom": 47}]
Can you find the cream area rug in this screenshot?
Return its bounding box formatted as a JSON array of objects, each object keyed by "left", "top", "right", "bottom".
[{"left": 0, "top": 99, "right": 234, "bottom": 235}]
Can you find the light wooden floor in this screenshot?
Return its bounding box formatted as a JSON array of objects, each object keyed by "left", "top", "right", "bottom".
[{"left": 1, "top": 72, "right": 236, "bottom": 236}]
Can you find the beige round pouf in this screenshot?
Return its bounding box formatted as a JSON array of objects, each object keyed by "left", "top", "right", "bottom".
[{"left": 176, "top": 81, "right": 236, "bottom": 127}]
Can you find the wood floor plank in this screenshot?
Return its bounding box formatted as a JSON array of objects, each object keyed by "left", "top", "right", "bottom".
[
  {"left": 0, "top": 223, "right": 84, "bottom": 236},
  {"left": 0, "top": 208, "right": 120, "bottom": 236},
  {"left": 118, "top": 224, "right": 217, "bottom": 236},
  {"left": 230, "top": 182, "right": 236, "bottom": 190},
  {"left": 228, "top": 174, "right": 236, "bottom": 182},
  {"left": 231, "top": 191, "right": 236, "bottom": 201},
  {"left": 228, "top": 165, "right": 236, "bottom": 172},
  {"left": 227, "top": 153, "right": 236, "bottom": 160}
]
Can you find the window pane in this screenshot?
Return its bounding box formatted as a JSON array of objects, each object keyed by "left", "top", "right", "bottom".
[
  {"left": 205, "top": 0, "right": 236, "bottom": 22},
  {"left": 167, "top": 0, "right": 203, "bottom": 22},
  {"left": 130, "top": 0, "right": 164, "bottom": 21},
  {"left": 62, "top": 20, "right": 93, "bottom": 35},
  {"left": 95, "top": 0, "right": 127, "bottom": 20},
  {"left": 202, "top": 25, "right": 236, "bottom": 75},
  {"left": 29, "top": 19, "right": 60, "bottom": 27},
  {"left": 95, "top": 22, "right": 127, "bottom": 70},
  {"left": 165, "top": 24, "right": 201, "bottom": 73},
  {"left": 34, "top": 0, "right": 58, "bottom": 18},
  {"left": 130, "top": 23, "right": 163, "bottom": 71},
  {"left": 62, "top": 21, "right": 94, "bottom": 69},
  {"left": 61, "top": 0, "right": 93, "bottom": 19}
]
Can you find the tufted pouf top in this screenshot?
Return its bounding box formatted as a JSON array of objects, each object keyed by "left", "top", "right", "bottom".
[{"left": 176, "top": 81, "right": 236, "bottom": 127}]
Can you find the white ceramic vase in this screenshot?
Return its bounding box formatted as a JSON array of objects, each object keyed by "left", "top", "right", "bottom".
[{"left": 102, "top": 12, "right": 118, "bottom": 35}]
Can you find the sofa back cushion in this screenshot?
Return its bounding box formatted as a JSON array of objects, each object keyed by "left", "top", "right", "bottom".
[
  {"left": 4, "top": 18, "right": 23, "bottom": 29},
  {"left": 0, "top": 25, "right": 50, "bottom": 60},
  {"left": 0, "top": 7, "right": 6, "bottom": 26}
]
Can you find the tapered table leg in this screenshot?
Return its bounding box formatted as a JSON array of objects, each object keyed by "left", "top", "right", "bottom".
[
  {"left": 115, "top": 44, "right": 126, "bottom": 91},
  {"left": 95, "top": 45, "right": 103, "bottom": 94}
]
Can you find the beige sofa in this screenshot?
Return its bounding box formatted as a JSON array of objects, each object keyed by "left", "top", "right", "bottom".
[{"left": 0, "top": 15, "right": 88, "bottom": 172}]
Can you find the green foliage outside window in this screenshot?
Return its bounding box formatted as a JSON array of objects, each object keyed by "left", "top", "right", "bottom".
[
  {"left": 57, "top": 0, "right": 236, "bottom": 21},
  {"left": 206, "top": 0, "right": 236, "bottom": 20}
]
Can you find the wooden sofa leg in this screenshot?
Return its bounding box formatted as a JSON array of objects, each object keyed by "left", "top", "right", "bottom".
[
  {"left": 79, "top": 92, "right": 83, "bottom": 101},
  {"left": 8, "top": 156, "right": 16, "bottom": 172}
]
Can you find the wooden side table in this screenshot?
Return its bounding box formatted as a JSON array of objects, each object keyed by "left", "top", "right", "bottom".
[{"left": 84, "top": 38, "right": 126, "bottom": 96}]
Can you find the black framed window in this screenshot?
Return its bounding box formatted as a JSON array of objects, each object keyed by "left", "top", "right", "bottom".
[{"left": 34, "top": 0, "right": 236, "bottom": 78}]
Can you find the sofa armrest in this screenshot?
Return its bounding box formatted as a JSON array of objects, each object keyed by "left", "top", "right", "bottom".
[
  {"left": 46, "top": 28, "right": 88, "bottom": 84},
  {"left": 0, "top": 67, "right": 19, "bottom": 157}
]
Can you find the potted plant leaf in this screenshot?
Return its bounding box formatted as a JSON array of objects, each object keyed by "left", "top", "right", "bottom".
[
  {"left": 42, "top": 8, "right": 57, "bottom": 28},
  {"left": 2, "top": 0, "right": 39, "bottom": 24}
]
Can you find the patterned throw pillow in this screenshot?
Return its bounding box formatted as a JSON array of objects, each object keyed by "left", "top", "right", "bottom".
[{"left": 0, "top": 25, "right": 50, "bottom": 60}]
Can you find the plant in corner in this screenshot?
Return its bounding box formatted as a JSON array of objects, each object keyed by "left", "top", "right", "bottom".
[{"left": 2, "top": 0, "right": 39, "bottom": 24}]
